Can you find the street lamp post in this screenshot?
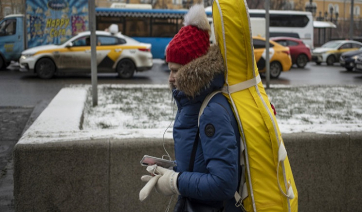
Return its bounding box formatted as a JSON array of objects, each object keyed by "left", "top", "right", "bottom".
[
  {"left": 305, "top": 0, "right": 317, "bottom": 16},
  {"left": 350, "top": 0, "right": 354, "bottom": 40},
  {"left": 317, "top": 11, "right": 323, "bottom": 21},
  {"left": 330, "top": 7, "right": 334, "bottom": 22},
  {"left": 330, "top": 7, "right": 334, "bottom": 40},
  {"left": 324, "top": 11, "right": 328, "bottom": 20}
]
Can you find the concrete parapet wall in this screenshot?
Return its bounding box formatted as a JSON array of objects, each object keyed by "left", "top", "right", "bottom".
[
  {"left": 13, "top": 88, "right": 362, "bottom": 211},
  {"left": 283, "top": 132, "right": 362, "bottom": 212},
  {"left": 14, "top": 138, "right": 177, "bottom": 212},
  {"left": 14, "top": 133, "right": 362, "bottom": 212}
]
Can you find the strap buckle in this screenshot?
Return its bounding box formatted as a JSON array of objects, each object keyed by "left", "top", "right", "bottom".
[
  {"left": 235, "top": 200, "right": 247, "bottom": 212},
  {"left": 234, "top": 192, "right": 247, "bottom": 212}
]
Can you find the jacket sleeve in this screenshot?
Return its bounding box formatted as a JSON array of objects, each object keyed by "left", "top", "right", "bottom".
[{"left": 177, "top": 101, "right": 239, "bottom": 201}]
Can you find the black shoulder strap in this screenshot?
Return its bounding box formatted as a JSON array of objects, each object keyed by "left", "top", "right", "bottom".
[{"left": 188, "top": 128, "right": 199, "bottom": 172}]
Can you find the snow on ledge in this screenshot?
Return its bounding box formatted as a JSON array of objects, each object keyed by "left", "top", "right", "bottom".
[
  {"left": 19, "top": 87, "right": 88, "bottom": 144},
  {"left": 17, "top": 84, "right": 362, "bottom": 144}
]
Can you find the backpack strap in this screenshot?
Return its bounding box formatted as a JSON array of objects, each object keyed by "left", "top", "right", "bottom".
[
  {"left": 198, "top": 91, "right": 222, "bottom": 126},
  {"left": 188, "top": 128, "right": 199, "bottom": 172},
  {"left": 198, "top": 91, "right": 247, "bottom": 211},
  {"left": 221, "top": 75, "right": 261, "bottom": 94},
  {"left": 189, "top": 90, "right": 221, "bottom": 172}
]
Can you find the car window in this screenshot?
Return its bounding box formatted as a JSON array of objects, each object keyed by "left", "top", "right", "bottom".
[
  {"left": 269, "top": 32, "right": 300, "bottom": 38},
  {"left": 253, "top": 39, "right": 274, "bottom": 49},
  {"left": 119, "top": 38, "right": 126, "bottom": 44},
  {"left": 98, "top": 35, "right": 126, "bottom": 45},
  {"left": 287, "top": 40, "right": 299, "bottom": 46},
  {"left": 321, "top": 41, "right": 343, "bottom": 48},
  {"left": 352, "top": 43, "right": 362, "bottom": 48},
  {"left": 275, "top": 40, "right": 287, "bottom": 46},
  {"left": 72, "top": 36, "right": 89, "bottom": 46},
  {"left": 0, "top": 18, "right": 16, "bottom": 36},
  {"left": 340, "top": 43, "right": 352, "bottom": 49},
  {"left": 253, "top": 39, "right": 265, "bottom": 49}
]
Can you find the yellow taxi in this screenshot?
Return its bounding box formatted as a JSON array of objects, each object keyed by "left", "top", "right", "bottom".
[
  {"left": 19, "top": 31, "right": 153, "bottom": 79},
  {"left": 253, "top": 36, "right": 292, "bottom": 78}
]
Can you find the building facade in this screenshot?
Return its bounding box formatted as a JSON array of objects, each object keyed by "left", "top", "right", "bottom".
[
  {"left": 303, "top": 0, "right": 362, "bottom": 42},
  {"left": 0, "top": 0, "right": 202, "bottom": 19},
  {"left": 95, "top": 0, "right": 202, "bottom": 9},
  {"left": 0, "top": 0, "right": 24, "bottom": 19},
  {"left": 2, "top": 0, "right": 360, "bottom": 44}
]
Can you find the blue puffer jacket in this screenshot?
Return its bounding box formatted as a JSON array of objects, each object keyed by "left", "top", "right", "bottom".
[{"left": 172, "top": 45, "right": 241, "bottom": 211}]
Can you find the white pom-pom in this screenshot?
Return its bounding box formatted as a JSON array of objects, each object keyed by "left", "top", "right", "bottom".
[{"left": 184, "top": 4, "right": 211, "bottom": 32}]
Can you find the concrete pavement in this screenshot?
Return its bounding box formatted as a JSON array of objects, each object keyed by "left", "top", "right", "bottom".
[{"left": 0, "top": 101, "right": 49, "bottom": 212}]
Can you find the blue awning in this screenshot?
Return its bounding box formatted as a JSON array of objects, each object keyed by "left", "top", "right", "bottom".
[
  {"left": 96, "top": 8, "right": 186, "bottom": 18},
  {"left": 95, "top": 8, "right": 212, "bottom": 18}
]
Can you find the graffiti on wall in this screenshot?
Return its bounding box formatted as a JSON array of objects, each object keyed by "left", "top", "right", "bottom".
[{"left": 26, "top": 0, "right": 88, "bottom": 48}]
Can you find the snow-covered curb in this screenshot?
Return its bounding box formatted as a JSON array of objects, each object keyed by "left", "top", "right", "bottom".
[{"left": 19, "top": 84, "right": 362, "bottom": 144}]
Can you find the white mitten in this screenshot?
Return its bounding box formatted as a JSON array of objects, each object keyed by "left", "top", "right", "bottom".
[
  {"left": 139, "top": 174, "right": 161, "bottom": 201},
  {"left": 146, "top": 165, "right": 180, "bottom": 196}
]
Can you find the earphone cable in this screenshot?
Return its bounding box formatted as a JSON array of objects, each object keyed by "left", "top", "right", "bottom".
[{"left": 162, "top": 92, "right": 175, "bottom": 161}]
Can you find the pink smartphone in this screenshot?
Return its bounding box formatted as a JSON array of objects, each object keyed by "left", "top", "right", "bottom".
[{"left": 140, "top": 155, "right": 176, "bottom": 168}]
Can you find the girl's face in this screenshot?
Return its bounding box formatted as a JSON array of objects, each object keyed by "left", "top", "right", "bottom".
[{"left": 168, "top": 62, "right": 182, "bottom": 89}]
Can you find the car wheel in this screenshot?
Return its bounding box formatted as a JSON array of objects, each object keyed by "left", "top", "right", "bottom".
[
  {"left": 270, "top": 61, "right": 282, "bottom": 79},
  {"left": 0, "top": 56, "right": 5, "bottom": 70},
  {"left": 296, "top": 54, "right": 308, "bottom": 68},
  {"left": 346, "top": 67, "right": 353, "bottom": 71},
  {"left": 117, "top": 59, "right": 135, "bottom": 79},
  {"left": 326, "top": 55, "right": 335, "bottom": 66},
  {"left": 35, "top": 58, "right": 56, "bottom": 79}
]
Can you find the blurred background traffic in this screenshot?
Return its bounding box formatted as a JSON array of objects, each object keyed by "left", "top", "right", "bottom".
[{"left": 1, "top": 0, "right": 362, "bottom": 80}]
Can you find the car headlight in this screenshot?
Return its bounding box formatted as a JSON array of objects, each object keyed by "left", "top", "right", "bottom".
[
  {"left": 353, "top": 55, "right": 359, "bottom": 60},
  {"left": 312, "top": 51, "right": 324, "bottom": 55},
  {"left": 21, "top": 54, "right": 34, "bottom": 59}
]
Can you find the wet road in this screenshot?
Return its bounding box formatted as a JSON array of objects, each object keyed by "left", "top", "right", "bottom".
[
  {"left": 271, "top": 63, "right": 362, "bottom": 85},
  {"left": 0, "top": 60, "right": 170, "bottom": 107},
  {"left": 0, "top": 61, "right": 361, "bottom": 108}
]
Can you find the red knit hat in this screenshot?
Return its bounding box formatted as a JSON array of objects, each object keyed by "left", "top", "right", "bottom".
[{"left": 166, "top": 4, "right": 211, "bottom": 65}]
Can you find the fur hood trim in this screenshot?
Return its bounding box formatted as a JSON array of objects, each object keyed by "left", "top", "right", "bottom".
[{"left": 176, "top": 45, "right": 225, "bottom": 98}]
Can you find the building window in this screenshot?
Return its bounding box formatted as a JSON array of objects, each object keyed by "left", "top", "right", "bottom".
[
  {"left": 355, "top": 6, "right": 360, "bottom": 16},
  {"left": 289, "top": 1, "right": 294, "bottom": 10},
  {"left": 173, "top": 0, "right": 182, "bottom": 4},
  {"left": 4, "top": 7, "right": 11, "bottom": 16},
  {"left": 334, "top": 5, "right": 339, "bottom": 13}
]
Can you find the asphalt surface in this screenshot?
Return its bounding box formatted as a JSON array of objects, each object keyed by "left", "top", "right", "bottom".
[
  {"left": 0, "top": 102, "right": 48, "bottom": 212},
  {"left": 0, "top": 107, "right": 31, "bottom": 212}
]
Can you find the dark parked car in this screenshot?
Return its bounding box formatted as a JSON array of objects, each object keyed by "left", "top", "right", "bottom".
[
  {"left": 354, "top": 54, "right": 362, "bottom": 71},
  {"left": 339, "top": 47, "right": 362, "bottom": 71},
  {"left": 271, "top": 37, "right": 311, "bottom": 68}
]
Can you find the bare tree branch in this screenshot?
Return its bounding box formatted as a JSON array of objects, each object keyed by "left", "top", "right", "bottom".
[
  {"left": 0, "top": 2, "right": 3, "bottom": 19},
  {"left": 246, "top": 0, "right": 264, "bottom": 9},
  {"left": 294, "top": 0, "right": 306, "bottom": 11}
]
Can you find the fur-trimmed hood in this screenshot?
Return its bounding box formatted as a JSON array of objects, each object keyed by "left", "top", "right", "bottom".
[{"left": 175, "top": 45, "right": 225, "bottom": 98}]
